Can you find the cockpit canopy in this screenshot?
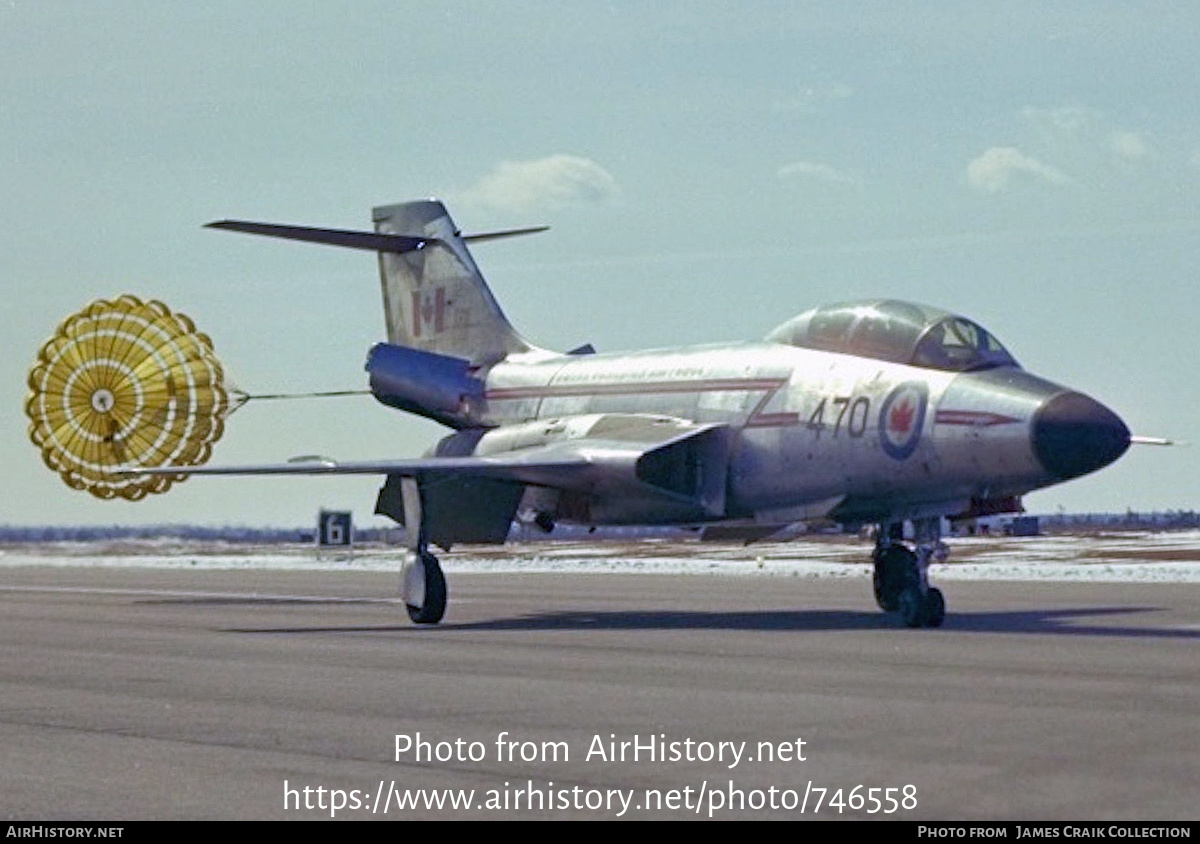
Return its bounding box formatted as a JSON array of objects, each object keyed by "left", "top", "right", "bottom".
[{"left": 765, "top": 299, "right": 1020, "bottom": 372}]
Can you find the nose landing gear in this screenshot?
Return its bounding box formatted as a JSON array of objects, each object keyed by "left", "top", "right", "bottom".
[{"left": 873, "top": 518, "right": 947, "bottom": 628}]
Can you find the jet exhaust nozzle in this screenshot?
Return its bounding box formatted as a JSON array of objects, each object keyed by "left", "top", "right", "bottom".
[{"left": 366, "top": 343, "right": 483, "bottom": 427}]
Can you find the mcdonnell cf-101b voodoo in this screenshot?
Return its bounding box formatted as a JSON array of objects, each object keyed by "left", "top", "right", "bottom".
[{"left": 27, "top": 199, "right": 1137, "bottom": 627}]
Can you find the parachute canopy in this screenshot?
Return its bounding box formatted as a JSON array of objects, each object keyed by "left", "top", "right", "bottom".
[{"left": 26, "top": 295, "right": 232, "bottom": 500}]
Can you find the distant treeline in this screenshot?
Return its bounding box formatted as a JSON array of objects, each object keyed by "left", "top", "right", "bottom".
[
  {"left": 1039, "top": 510, "right": 1200, "bottom": 531},
  {"left": 0, "top": 511, "right": 1195, "bottom": 544},
  {"left": 0, "top": 524, "right": 398, "bottom": 543},
  {"left": 0, "top": 523, "right": 679, "bottom": 544}
]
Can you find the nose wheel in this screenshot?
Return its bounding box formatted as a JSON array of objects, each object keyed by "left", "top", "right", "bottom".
[
  {"left": 872, "top": 544, "right": 913, "bottom": 611},
  {"left": 873, "top": 519, "right": 947, "bottom": 628},
  {"left": 897, "top": 584, "right": 945, "bottom": 628}
]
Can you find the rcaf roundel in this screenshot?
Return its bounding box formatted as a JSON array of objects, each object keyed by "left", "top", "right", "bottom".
[{"left": 878, "top": 382, "right": 928, "bottom": 460}]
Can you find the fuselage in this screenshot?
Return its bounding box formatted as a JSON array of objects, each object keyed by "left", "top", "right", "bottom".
[{"left": 473, "top": 340, "right": 1129, "bottom": 527}]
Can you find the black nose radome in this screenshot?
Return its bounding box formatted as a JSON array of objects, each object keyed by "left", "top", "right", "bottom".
[{"left": 1033, "top": 392, "right": 1130, "bottom": 480}]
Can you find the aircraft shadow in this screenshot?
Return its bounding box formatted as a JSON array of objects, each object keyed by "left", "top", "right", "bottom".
[{"left": 225, "top": 605, "right": 1200, "bottom": 639}]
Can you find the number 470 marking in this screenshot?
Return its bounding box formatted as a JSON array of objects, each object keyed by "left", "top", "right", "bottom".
[{"left": 806, "top": 396, "right": 870, "bottom": 438}]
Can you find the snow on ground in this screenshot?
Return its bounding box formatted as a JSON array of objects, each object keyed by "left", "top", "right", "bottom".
[{"left": 1, "top": 531, "right": 1199, "bottom": 582}]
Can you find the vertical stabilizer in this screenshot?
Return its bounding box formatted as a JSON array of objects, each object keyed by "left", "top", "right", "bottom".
[{"left": 373, "top": 200, "right": 531, "bottom": 364}]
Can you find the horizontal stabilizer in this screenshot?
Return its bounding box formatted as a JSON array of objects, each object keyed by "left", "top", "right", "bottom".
[
  {"left": 205, "top": 220, "right": 548, "bottom": 252},
  {"left": 205, "top": 220, "right": 436, "bottom": 254},
  {"left": 463, "top": 226, "right": 549, "bottom": 243}
]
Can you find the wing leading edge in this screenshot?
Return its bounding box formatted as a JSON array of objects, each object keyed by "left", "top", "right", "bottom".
[
  {"left": 127, "top": 451, "right": 590, "bottom": 486},
  {"left": 126, "top": 413, "right": 733, "bottom": 548}
]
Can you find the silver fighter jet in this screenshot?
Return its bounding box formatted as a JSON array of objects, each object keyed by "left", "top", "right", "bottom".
[{"left": 151, "top": 199, "right": 1133, "bottom": 627}]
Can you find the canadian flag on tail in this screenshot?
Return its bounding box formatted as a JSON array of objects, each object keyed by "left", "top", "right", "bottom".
[{"left": 411, "top": 287, "right": 446, "bottom": 337}]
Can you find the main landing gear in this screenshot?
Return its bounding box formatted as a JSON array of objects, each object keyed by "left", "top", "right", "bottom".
[
  {"left": 872, "top": 517, "right": 947, "bottom": 628},
  {"left": 403, "top": 549, "right": 447, "bottom": 624},
  {"left": 398, "top": 477, "right": 447, "bottom": 624}
]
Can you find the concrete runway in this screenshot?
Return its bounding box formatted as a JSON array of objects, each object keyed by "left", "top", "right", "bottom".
[{"left": 0, "top": 564, "right": 1196, "bottom": 820}]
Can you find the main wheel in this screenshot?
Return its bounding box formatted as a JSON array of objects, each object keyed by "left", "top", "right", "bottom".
[
  {"left": 873, "top": 545, "right": 917, "bottom": 611},
  {"left": 405, "top": 550, "right": 447, "bottom": 624}
]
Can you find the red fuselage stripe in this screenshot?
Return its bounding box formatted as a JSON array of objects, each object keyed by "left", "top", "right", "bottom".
[
  {"left": 484, "top": 377, "right": 787, "bottom": 401},
  {"left": 934, "top": 410, "right": 1021, "bottom": 427}
]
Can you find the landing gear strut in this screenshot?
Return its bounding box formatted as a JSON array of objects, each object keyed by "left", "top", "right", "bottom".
[
  {"left": 398, "top": 476, "right": 447, "bottom": 624},
  {"left": 872, "top": 517, "right": 946, "bottom": 628}
]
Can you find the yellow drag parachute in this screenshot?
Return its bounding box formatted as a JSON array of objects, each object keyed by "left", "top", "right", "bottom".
[{"left": 26, "top": 295, "right": 230, "bottom": 499}]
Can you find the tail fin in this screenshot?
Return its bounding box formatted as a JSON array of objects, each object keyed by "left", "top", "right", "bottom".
[{"left": 373, "top": 200, "right": 531, "bottom": 364}]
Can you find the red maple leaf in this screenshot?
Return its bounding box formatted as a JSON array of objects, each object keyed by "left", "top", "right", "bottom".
[{"left": 889, "top": 398, "right": 915, "bottom": 434}]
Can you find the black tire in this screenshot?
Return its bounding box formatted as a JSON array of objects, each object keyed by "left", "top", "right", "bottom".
[
  {"left": 924, "top": 587, "right": 946, "bottom": 628},
  {"left": 873, "top": 545, "right": 917, "bottom": 611},
  {"left": 406, "top": 551, "right": 447, "bottom": 624},
  {"left": 897, "top": 585, "right": 925, "bottom": 628}
]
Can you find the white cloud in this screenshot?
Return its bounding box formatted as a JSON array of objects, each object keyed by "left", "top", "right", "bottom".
[
  {"left": 1110, "top": 131, "right": 1148, "bottom": 160},
  {"left": 1020, "top": 107, "right": 1155, "bottom": 171},
  {"left": 966, "top": 147, "right": 1068, "bottom": 193},
  {"left": 777, "top": 160, "right": 861, "bottom": 187},
  {"left": 461, "top": 155, "right": 619, "bottom": 213}
]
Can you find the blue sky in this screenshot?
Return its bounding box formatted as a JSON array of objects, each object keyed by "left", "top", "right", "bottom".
[{"left": 3, "top": 1, "right": 1196, "bottom": 526}]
